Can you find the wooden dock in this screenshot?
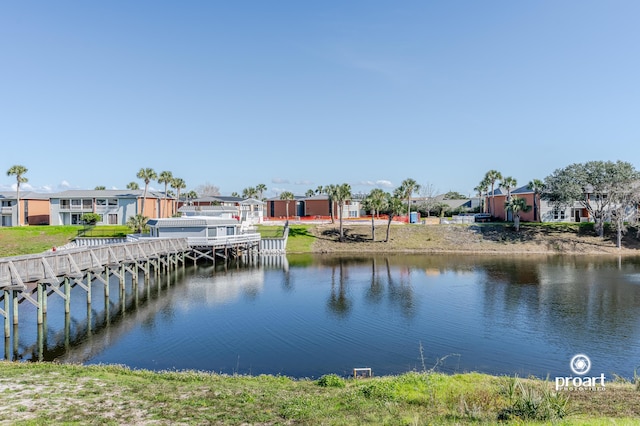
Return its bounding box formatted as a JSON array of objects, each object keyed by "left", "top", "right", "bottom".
[{"left": 0, "top": 233, "right": 265, "bottom": 349}]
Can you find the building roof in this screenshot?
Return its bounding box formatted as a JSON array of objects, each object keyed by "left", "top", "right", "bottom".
[
  {"left": 0, "top": 191, "right": 51, "bottom": 200},
  {"left": 178, "top": 205, "right": 237, "bottom": 213},
  {"left": 240, "top": 198, "right": 265, "bottom": 205},
  {"left": 50, "top": 189, "right": 170, "bottom": 199}
]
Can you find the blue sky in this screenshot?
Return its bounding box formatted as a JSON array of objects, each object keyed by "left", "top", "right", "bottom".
[{"left": 2, "top": 1, "right": 639, "bottom": 198}]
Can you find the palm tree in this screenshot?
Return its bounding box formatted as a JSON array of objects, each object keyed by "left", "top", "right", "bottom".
[
  {"left": 256, "top": 183, "right": 267, "bottom": 200},
  {"left": 333, "top": 183, "right": 352, "bottom": 242},
  {"left": 505, "top": 196, "right": 531, "bottom": 231},
  {"left": 483, "top": 170, "right": 502, "bottom": 217},
  {"left": 136, "top": 168, "right": 157, "bottom": 217},
  {"left": 500, "top": 176, "right": 517, "bottom": 220},
  {"left": 279, "top": 191, "right": 295, "bottom": 219},
  {"left": 323, "top": 184, "right": 338, "bottom": 224},
  {"left": 528, "top": 179, "right": 545, "bottom": 222},
  {"left": 157, "top": 170, "right": 173, "bottom": 218},
  {"left": 315, "top": 185, "right": 324, "bottom": 195},
  {"left": 398, "top": 178, "right": 421, "bottom": 222},
  {"left": 126, "top": 181, "right": 139, "bottom": 190},
  {"left": 384, "top": 193, "right": 405, "bottom": 242},
  {"left": 305, "top": 189, "right": 315, "bottom": 198},
  {"left": 171, "top": 177, "right": 186, "bottom": 214},
  {"left": 474, "top": 177, "right": 490, "bottom": 213},
  {"left": 242, "top": 186, "right": 258, "bottom": 199},
  {"left": 364, "top": 188, "right": 388, "bottom": 241},
  {"left": 94, "top": 185, "right": 106, "bottom": 190},
  {"left": 127, "top": 214, "right": 149, "bottom": 234},
  {"left": 185, "top": 190, "right": 198, "bottom": 204},
  {"left": 7, "top": 165, "right": 28, "bottom": 226}
]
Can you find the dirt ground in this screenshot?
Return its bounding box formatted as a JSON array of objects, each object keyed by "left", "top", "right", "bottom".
[{"left": 305, "top": 222, "right": 640, "bottom": 255}]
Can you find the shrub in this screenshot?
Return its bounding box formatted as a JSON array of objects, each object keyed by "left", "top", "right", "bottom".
[
  {"left": 81, "top": 213, "right": 102, "bottom": 225},
  {"left": 316, "top": 374, "right": 345, "bottom": 388}
]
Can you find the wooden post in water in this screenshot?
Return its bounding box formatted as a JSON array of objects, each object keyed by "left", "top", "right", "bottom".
[
  {"left": 37, "top": 283, "right": 44, "bottom": 325},
  {"left": 64, "top": 277, "right": 70, "bottom": 314},
  {"left": 86, "top": 271, "right": 92, "bottom": 305},
  {"left": 120, "top": 264, "right": 126, "bottom": 291},
  {"left": 104, "top": 267, "right": 110, "bottom": 300},
  {"left": 3, "top": 289, "right": 10, "bottom": 340},
  {"left": 12, "top": 290, "right": 18, "bottom": 326}
]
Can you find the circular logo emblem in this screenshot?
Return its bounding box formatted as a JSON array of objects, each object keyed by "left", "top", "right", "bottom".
[{"left": 570, "top": 354, "right": 591, "bottom": 375}]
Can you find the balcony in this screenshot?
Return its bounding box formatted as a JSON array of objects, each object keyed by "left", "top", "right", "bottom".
[{"left": 1, "top": 207, "right": 13, "bottom": 215}]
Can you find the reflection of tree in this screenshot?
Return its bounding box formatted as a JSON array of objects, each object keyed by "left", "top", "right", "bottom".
[
  {"left": 365, "top": 257, "right": 384, "bottom": 304},
  {"left": 385, "top": 258, "right": 416, "bottom": 319},
  {"left": 327, "top": 260, "right": 351, "bottom": 318}
]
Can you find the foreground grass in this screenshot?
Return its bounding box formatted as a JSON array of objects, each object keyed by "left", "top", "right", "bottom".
[
  {"left": 257, "top": 224, "right": 315, "bottom": 253},
  {"left": 0, "top": 362, "right": 638, "bottom": 425}
]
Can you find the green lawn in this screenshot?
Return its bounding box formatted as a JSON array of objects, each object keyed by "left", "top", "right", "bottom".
[{"left": 256, "top": 224, "right": 315, "bottom": 253}]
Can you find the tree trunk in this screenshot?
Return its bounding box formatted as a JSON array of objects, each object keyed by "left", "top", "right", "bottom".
[
  {"left": 385, "top": 215, "right": 393, "bottom": 242},
  {"left": 514, "top": 214, "right": 520, "bottom": 232},
  {"left": 339, "top": 202, "right": 344, "bottom": 242},
  {"left": 371, "top": 214, "right": 375, "bottom": 242}
]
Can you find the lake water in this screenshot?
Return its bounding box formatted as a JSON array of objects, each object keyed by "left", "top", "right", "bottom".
[{"left": 7, "top": 254, "right": 640, "bottom": 379}]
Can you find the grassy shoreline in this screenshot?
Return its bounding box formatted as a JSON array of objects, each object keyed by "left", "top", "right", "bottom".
[{"left": 1, "top": 361, "right": 639, "bottom": 425}]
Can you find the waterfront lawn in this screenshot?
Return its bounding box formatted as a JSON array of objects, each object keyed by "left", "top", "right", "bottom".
[
  {"left": 256, "top": 224, "right": 315, "bottom": 253},
  {"left": 0, "top": 362, "right": 638, "bottom": 425},
  {"left": 0, "top": 226, "right": 80, "bottom": 256}
]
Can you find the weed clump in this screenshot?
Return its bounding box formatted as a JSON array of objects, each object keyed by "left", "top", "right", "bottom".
[{"left": 316, "top": 374, "right": 345, "bottom": 388}]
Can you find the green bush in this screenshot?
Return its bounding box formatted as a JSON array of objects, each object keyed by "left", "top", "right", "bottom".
[
  {"left": 81, "top": 213, "right": 102, "bottom": 225},
  {"left": 316, "top": 374, "right": 345, "bottom": 388}
]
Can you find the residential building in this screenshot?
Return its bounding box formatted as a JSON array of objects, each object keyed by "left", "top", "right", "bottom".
[
  {"left": 49, "top": 189, "right": 174, "bottom": 226},
  {"left": 0, "top": 192, "right": 51, "bottom": 226}
]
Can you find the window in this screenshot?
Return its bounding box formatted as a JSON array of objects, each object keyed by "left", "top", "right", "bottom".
[
  {"left": 227, "top": 227, "right": 235, "bottom": 235},
  {"left": 349, "top": 210, "right": 358, "bottom": 218},
  {"left": 96, "top": 199, "right": 107, "bottom": 206},
  {"left": 553, "top": 209, "right": 566, "bottom": 220},
  {"left": 108, "top": 199, "right": 118, "bottom": 206},
  {"left": 61, "top": 200, "right": 70, "bottom": 210},
  {"left": 83, "top": 199, "right": 92, "bottom": 209},
  {"left": 108, "top": 214, "right": 118, "bottom": 224},
  {"left": 71, "top": 199, "right": 81, "bottom": 208}
]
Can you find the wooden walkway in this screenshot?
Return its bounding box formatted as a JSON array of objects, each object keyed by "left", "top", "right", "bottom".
[{"left": 0, "top": 234, "right": 264, "bottom": 346}]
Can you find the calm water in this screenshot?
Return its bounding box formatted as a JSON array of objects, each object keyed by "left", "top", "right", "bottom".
[{"left": 7, "top": 254, "right": 640, "bottom": 379}]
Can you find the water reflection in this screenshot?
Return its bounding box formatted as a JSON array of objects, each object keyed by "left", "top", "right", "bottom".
[{"left": 5, "top": 253, "right": 640, "bottom": 379}]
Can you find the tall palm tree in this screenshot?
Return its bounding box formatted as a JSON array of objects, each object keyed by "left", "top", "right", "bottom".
[
  {"left": 126, "top": 181, "right": 139, "bottom": 190},
  {"left": 7, "top": 165, "right": 28, "bottom": 226},
  {"left": 323, "top": 184, "right": 338, "bottom": 223},
  {"left": 94, "top": 186, "right": 106, "bottom": 190},
  {"left": 171, "top": 177, "right": 186, "bottom": 215},
  {"left": 483, "top": 170, "right": 502, "bottom": 217},
  {"left": 315, "top": 185, "right": 324, "bottom": 195},
  {"left": 500, "top": 176, "right": 517, "bottom": 220},
  {"left": 474, "top": 177, "right": 490, "bottom": 213},
  {"left": 364, "top": 188, "right": 388, "bottom": 242},
  {"left": 528, "top": 178, "right": 545, "bottom": 222},
  {"left": 279, "top": 191, "right": 295, "bottom": 219},
  {"left": 157, "top": 171, "right": 173, "bottom": 218},
  {"left": 398, "top": 178, "right": 421, "bottom": 221},
  {"left": 136, "top": 167, "right": 157, "bottom": 217},
  {"left": 333, "top": 183, "right": 352, "bottom": 242},
  {"left": 256, "top": 183, "right": 267, "bottom": 201},
  {"left": 305, "top": 189, "right": 315, "bottom": 198}
]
